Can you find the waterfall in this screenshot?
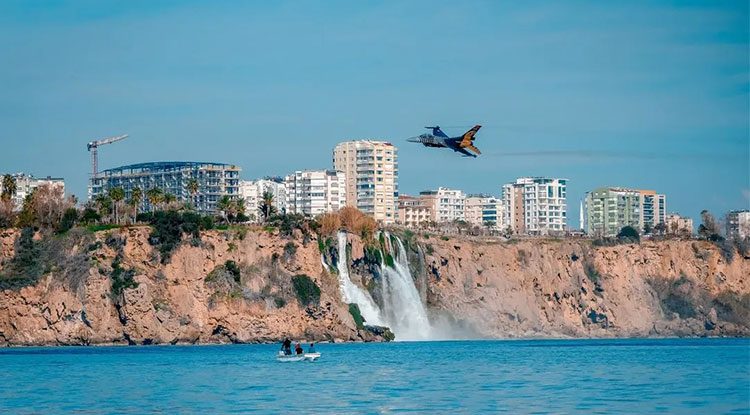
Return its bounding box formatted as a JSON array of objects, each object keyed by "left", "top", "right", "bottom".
[
  {"left": 380, "top": 233, "right": 433, "bottom": 341},
  {"left": 335, "top": 232, "right": 384, "bottom": 326}
]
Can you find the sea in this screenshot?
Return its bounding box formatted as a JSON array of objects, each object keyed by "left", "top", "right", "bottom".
[{"left": 1, "top": 338, "right": 748, "bottom": 414}]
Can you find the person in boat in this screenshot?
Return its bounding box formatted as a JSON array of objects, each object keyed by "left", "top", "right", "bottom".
[
  {"left": 295, "top": 343, "right": 304, "bottom": 355},
  {"left": 308, "top": 343, "right": 316, "bottom": 353},
  {"left": 281, "top": 338, "right": 292, "bottom": 355}
]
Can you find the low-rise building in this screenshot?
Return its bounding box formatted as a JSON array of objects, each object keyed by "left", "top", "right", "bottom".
[
  {"left": 239, "top": 178, "right": 287, "bottom": 221},
  {"left": 284, "top": 170, "right": 346, "bottom": 216},
  {"left": 465, "top": 194, "right": 502, "bottom": 229},
  {"left": 88, "top": 161, "right": 241, "bottom": 215},
  {"left": 397, "top": 195, "right": 432, "bottom": 228},
  {"left": 726, "top": 210, "right": 750, "bottom": 239},
  {"left": 502, "top": 177, "right": 567, "bottom": 235},
  {"left": 419, "top": 187, "right": 465, "bottom": 223},
  {"left": 1, "top": 172, "right": 65, "bottom": 210},
  {"left": 665, "top": 213, "right": 693, "bottom": 235}
]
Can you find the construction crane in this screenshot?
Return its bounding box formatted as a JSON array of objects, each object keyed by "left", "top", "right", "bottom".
[{"left": 87, "top": 134, "right": 128, "bottom": 176}]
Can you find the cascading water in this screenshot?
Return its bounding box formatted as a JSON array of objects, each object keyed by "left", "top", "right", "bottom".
[
  {"left": 379, "top": 233, "right": 433, "bottom": 340},
  {"left": 335, "top": 232, "right": 384, "bottom": 326}
]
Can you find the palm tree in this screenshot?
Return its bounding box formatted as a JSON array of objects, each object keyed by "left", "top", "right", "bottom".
[
  {"left": 258, "top": 191, "right": 276, "bottom": 222},
  {"left": 187, "top": 178, "right": 199, "bottom": 210},
  {"left": 146, "top": 187, "right": 164, "bottom": 211},
  {"left": 1, "top": 174, "right": 17, "bottom": 201},
  {"left": 94, "top": 194, "right": 113, "bottom": 223},
  {"left": 129, "top": 187, "right": 143, "bottom": 221},
  {"left": 108, "top": 187, "right": 125, "bottom": 224},
  {"left": 216, "top": 195, "right": 232, "bottom": 223}
]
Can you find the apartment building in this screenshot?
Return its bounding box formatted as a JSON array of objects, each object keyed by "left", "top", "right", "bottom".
[
  {"left": 419, "top": 187, "right": 466, "bottom": 223},
  {"left": 333, "top": 140, "right": 398, "bottom": 224},
  {"left": 584, "top": 187, "right": 642, "bottom": 237},
  {"left": 502, "top": 177, "right": 567, "bottom": 235},
  {"left": 639, "top": 190, "right": 666, "bottom": 229},
  {"left": 397, "top": 195, "right": 432, "bottom": 228},
  {"left": 1, "top": 173, "right": 65, "bottom": 210},
  {"left": 665, "top": 213, "right": 693, "bottom": 235},
  {"left": 284, "top": 170, "right": 346, "bottom": 216},
  {"left": 89, "top": 161, "right": 241, "bottom": 215},
  {"left": 726, "top": 210, "right": 750, "bottom": 239},
  {"left": 239, "top": 178, "right": 287, "bottom": 221},
  {"left": 465, "top": 194, "right": 503, "bottom": 229}
]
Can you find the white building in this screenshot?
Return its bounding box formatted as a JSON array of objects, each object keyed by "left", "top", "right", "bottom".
[
  {"left": 333, "top": 140, "right": 398, "bottom": 224},
  {"left": 726, "top": 210, "right": 750, "bottom": 240},
  {"left": 419, "top": 187, "right": 466, "bottom": 223},
  {"left": 284, "top": 170, "right": 346, "bottom": 216},
  {"left": 1, "top": 173, "right": 65, "bottom": 210},
  {"left": 502, "top": 177, "right": 567, "bottom": 235},
  {"left": 465, "top": 194, "right": 503, "bottom": 229},
  {"left": 239, "top": 178, "right": 287, "bottom": 221},
  {"left": 665, "top": 213, "right": 693, "bottom": 235}
]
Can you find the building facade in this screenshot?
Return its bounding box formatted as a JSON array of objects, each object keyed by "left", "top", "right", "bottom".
[
  {"left": 584, "top": 187, "right": 642, "bottom": 237},
  {"left": 465, "top": 194, "right": 502, "bottom": 229},
  {"left": 1, "top": 173, "right": 65, "bottom": 210},
  {"left": 419, "top": 187, "right": 466, "bottom": 223},
  {"left": 88, "top": 161, "right": 241, "bottom": 215},
  {"left": 726, "top": 210, "right": 750, "bottom": 240},
  {"left": 397, "top": 195, "right": 432, "bottom": 228},
  {"left": 333, "top": 140, "right": 398, "bottom": 224},
  {"left": 639, "top": 190, "right": 666, "bottom": 230},
  {"left": 665, "top": 213, "right": 693, "bottom": 235},
  {"left": 239, "top": 178, "right": 287, "bottom": 221},
  {"left": 284, "top": 170, "right": 346, "bottom": 216},
  {"left": 502, "top": 177, "right": 567, "bottom": 235}
]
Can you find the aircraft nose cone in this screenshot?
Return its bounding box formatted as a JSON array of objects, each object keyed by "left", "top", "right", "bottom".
[{"left": 406, "top": 136, "right": 420, "bottom": 143}]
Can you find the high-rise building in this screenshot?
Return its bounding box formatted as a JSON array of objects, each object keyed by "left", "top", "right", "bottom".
[
  {"left": 333, "top": 140, "right": 398, "bottom": 224},
  {"left": 419, "top": 187, "right": 466, "bottom": 223},
  {"left": 665, "top": 213, "right": 693, "bottom": 235},
  {"left": 284, "top": 170, "right": 346, "bottom": 216},
  {"left": 89, "top": 161, "right": 241, "bottom": 215},
  {"left": 1, "top": 173, "right": 65, "bottom": 210},
  {"left": 584, "top": 187, "right": 642, "bottom": 237},
  {"left": 726, "top": 210, "right": 750, "bottom": 239},
  {"left": 502, "top": 177, "right": 567, "bottom": 235},
  {"left": 638, "top": 190, "right": 666, "bottom": 230},
  {"left": 465, "top": 194, "right": 503, "bottom": 229},
  {"left": 239, "top": 178, "right": 287, "bottom": 221},
  {"left": 397, "top": 195, "right": 432, "bottom": 228}
]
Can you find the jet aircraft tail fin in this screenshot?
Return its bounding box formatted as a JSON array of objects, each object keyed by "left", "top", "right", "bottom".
[{"left": 459, "top": 125, "right": 481, "bottom": 147}]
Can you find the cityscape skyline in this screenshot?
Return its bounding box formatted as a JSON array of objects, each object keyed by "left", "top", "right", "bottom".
[{"left": 1, "top": 1, "right": 748, "bottom": 228}]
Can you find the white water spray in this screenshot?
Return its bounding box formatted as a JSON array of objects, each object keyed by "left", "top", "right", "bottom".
[
  {"left": 380, "top": 233, "right": 433, "bottom": 340},
  {"left": 335, "top": 232, "right": 384, "bottom": 326}
]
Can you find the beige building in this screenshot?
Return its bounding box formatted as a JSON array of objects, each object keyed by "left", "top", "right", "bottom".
[
  {"left": 502, "top": 177, "right": 567, "bottom": 235},
  {"left": 664, "top": 213, "right": 693, "bottom": 235},
  {"left": 284, "top": 170, "right": 346, "bottom": 216},
  {"left": 465, "top": 194, "right": 503, "bottom": 229},
  {"left": 726, "top": 210, "right": 750, "bottom": 239},
  {"left": 419, "top": 187, "right": 466, "bottom": 223},
  {"left": 239, "top": 178, "right": 287, "bottom": 221},
  {"left": 2, "top": 173, "right": 65, "bottom": 210},
  {"left": 397, "top": 195, "right": 432, "bottom": 228},
  {"left": 333, "top": 140, "right": 398, "bottom": 224}
]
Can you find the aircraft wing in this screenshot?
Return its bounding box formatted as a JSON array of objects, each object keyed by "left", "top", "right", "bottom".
[
  {"left": 455, "top": 147, "right": 477, "bottom": 158},
  {"left": 459, "top": 125, "right": 481, "bottom": 147}
]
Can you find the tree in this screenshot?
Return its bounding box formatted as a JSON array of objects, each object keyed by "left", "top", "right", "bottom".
[
  {"left": 187, "top": 178, "right": 199, "bottom": 210},
  {"left": 216, "top": 195, "right": 232, "bottom": 223},
  {"left": 163, "top": 192, "right": 177, "bottom": 210},
  {"left": 319, "top": 212, "right": 341, "bottom": 235},
  {"left": 129, "top": 187, "right": 143, "bottom": 220},
  {"left": 1, "top": 174, "right": 17, "bottom": 201},
  {"left": 643, "top": 222, "right": 653, "bottom": 235},
  {"left": 146, "top": 188, "right": 164, "bottom": 211},
  {"left": 95, "top": 193, "right": 113, "bottom": 223},
  {"left": 108, "top": 187, "right": 125, "bottom": 224},
  {"left": 698, "top": 210, "right": 722, "bottom": 240},
  {"left": 0, "top": 198, "right": 15, "bottom": 228},
  {"left": 617, "top": 225, "right": 640, "bottom": 243},
  {"left": 654, "top": 222, "right": 667, "bottom": 235},
  {"left": 258, "top": 191, "right": 276, "bottom": 221}
]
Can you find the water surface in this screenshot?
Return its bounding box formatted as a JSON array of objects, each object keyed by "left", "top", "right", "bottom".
[{"left": 1, "top": 338, "right": 748, "bottom": 414}]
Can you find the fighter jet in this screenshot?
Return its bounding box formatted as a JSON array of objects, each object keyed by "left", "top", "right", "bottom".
[{"left": 407, "top": 125, "right": 482, "bottom": 157}]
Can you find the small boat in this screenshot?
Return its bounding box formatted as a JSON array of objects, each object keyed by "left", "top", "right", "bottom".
[{"left": 304, "top": 352, "right": 321, "bottom": 362}]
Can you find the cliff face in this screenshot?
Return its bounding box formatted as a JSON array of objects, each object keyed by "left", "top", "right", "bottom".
[
  {"left": 0, "top": 227, "right": 748, "bottom": 346},
  {"left": 417, "top": 236, "right": 749, "bottom": 338},
  {"left": 0, "top": 227, "right": 367, "bottom": 346}
]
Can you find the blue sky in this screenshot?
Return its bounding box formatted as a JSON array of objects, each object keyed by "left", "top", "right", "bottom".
[{"left": 1, "top": 0, "right": 748, "bottom": 227}]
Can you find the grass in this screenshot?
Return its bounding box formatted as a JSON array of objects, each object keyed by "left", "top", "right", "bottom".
[
  {"left": 87, "top": 224, "right": 121, "bottom": 232},
  {"left": 349, "top": 303, "right": 365, "bottom": 329}
]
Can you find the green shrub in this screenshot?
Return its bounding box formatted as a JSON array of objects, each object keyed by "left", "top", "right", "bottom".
[
  {"left": 110, "top": 255, "right": 138, "bottom": 296},
  {"left": 349, "top": 303, "right": 365, "bottom": 329},
  {"left": 283, "top": 242, "right": 297, "bottom": 261},
  {"left": 58, "top": 208, "right": 78, "bottom": 234},
  {"left": 274, "top": 297, "right": 287, "bottom": 308},
  {"left": 384, "top": 253, "right": 395, "bottom": 268},
  {"left": 441, "top": 236, "right": 450, "bottom": 241},
  {"left": 617, "top": 226, "right": 640, "bottom": 243},
  {"left": 291, "top": 274, "right": 320, "bottom": 306},
  {"left": 87, "top": 224, "right": 120, "bottom": 232}
]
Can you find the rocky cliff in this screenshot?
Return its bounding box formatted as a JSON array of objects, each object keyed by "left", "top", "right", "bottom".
[{"left": 0, "top": 227, "right": 748, "bottom": 346}]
